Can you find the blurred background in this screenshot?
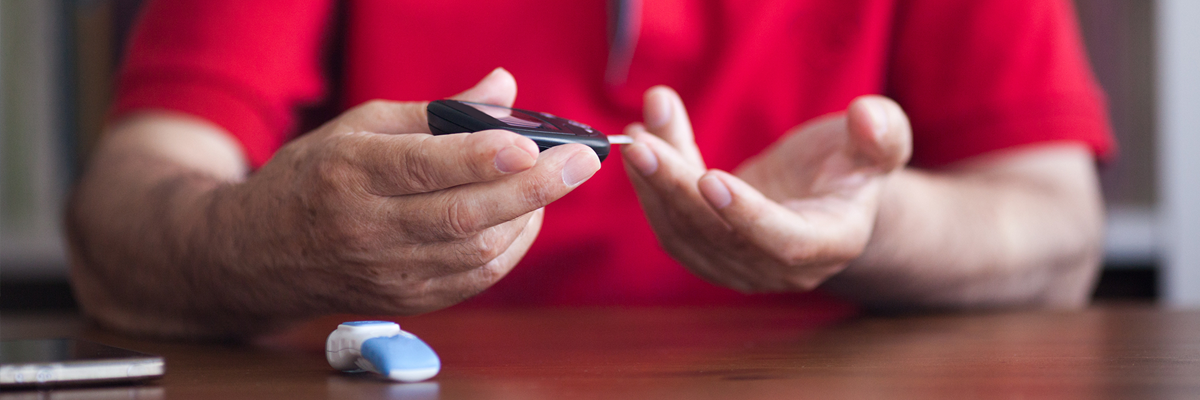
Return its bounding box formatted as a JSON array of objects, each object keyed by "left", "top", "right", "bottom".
[{"left": 1, "top": 0, "right": 1197, "bottom": 311}]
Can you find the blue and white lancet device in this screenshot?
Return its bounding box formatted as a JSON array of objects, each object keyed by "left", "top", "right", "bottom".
[{"left": 326, "top": 321, "right": 440, "bottom": 382}]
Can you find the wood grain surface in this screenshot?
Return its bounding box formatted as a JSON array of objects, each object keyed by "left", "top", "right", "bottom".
[{"left": 3, "top": 305, "right": 1199, "bottom": 399}]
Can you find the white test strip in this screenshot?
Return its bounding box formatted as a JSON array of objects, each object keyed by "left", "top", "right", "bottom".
[{"left": 607, "top": 135, "right": 634, "bottom": 145}]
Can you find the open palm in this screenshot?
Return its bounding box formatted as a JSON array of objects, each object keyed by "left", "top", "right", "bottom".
[{"left": 623, "top": 88, "right": 911, "bottom": 292}]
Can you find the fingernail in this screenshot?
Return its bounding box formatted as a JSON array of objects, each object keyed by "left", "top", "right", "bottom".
[
  {"left": 865, "top": 100, "right": 889, "bottom": 140},
  {"left": 624, "top": 142, "right": 659, "bottom": 175},
  {"left": 699, "top": 175, "right": 733, "bottom": 209},
  {"left": 562, "top": 152, "right": 599, "bottom": 188},
  {"left": 495, "top": 145, "right": 533, "bottom": 173},
  {"left": 645, "top": 89, "right": 672, "bottom": 128}
]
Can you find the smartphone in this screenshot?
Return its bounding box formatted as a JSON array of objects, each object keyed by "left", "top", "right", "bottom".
[
  {"left": 428, "top": 100, "right": 615, "bottom": 161},
  {"left": 0, "top": 339, "right": 164, "bottom": 387}
]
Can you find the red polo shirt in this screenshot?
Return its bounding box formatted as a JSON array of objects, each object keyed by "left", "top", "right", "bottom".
[{"left": 113, "top": 0, "right": 1113, "bottom": 309}]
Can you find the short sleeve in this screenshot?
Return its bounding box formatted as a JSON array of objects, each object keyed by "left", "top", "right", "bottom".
[
  {"left": 112, "top": 0, "right": 333, "bottom": 168},
  {"left": 886, "top": 0, "right": 1115, "bottom": 168}
]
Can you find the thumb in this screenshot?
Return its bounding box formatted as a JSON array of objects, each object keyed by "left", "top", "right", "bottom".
[
  {"left": 846, "top": 95, "right": 912, "bottom": 171},
  {"left": 333, "top": 68, "right": 519, "bottom": 135},
  {"left": 451, "top": 67, "right": 518, "bottom": 107}
]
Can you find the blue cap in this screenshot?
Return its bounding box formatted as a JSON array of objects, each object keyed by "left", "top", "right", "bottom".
[
  {"left": 361, "top": 333, "right": 440, "bottom": 382},
  {"left": 341, "top": 321, "right": 395, "bottom": 326}
]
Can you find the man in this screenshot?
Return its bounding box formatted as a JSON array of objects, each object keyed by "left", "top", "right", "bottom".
[{"left": 67, "top": 0, "right": 1111, "bottom": 337}]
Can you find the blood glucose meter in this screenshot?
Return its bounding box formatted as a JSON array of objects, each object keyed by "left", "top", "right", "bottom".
[{"left": 428, "top": 100, "right": 628, "bottom": 161}]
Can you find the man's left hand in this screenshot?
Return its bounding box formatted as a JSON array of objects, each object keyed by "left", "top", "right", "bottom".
[{"left": 621, "top": 86, "right": 911, "bottom": 292}]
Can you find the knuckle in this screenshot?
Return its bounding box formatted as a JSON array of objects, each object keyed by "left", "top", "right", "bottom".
[
  {"left": 311, "top": 133, "right": 369, "bottom": 185},
  {"left": 313, "top": 156, "right": 358, "bottom": 190},
  {"left": 394, "top": 137, "right": 441, "bottom": 193},
  {"left": 402, "top": 161, "right": 440, "bottom": 194},
  {"left": 322, "top": 128, "right": 365, "bottom": 152},
  {"left": 516, "top": 173, "right": 560, "bottom": 208},
  {"left": 466, "top": 262, "right": 507, "bottom": 294},
  {"left": 443, "top": 198, "right": 485, "bottom": 238},
  {"left": 456, "top": 232, "right": 506, "bottom": 267}
]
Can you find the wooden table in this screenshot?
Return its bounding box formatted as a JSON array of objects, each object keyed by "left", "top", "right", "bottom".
[{"left": 3, "top": 305, "right": 1200, "bottom": 399}]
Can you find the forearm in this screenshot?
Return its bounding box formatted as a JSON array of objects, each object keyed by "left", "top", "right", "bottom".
[
  {"left": 66, "top": 114, "right": 301, "bottom": 338},
  {"left": 826, "top": 145, "right": 1104, "bottom": 309}
]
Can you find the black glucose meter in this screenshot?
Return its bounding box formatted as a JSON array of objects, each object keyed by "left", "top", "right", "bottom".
[{"left": 428, "top": 100, "right": 624, "bottom": 161}]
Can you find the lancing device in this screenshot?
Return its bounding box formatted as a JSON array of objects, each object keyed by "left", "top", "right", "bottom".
[
  {"left": 326, "top": 321, "right": 440, "bottom": 382},
  {"left": 428, "top": 99, "right": 631, "bottom": 162}
]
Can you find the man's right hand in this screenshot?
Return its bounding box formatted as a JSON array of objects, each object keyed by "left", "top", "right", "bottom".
[
  {"left": 67, "top": 68, "right": 600, "bottom": 336},
  {"left": 233, "top": 68, "right": 601, "bottom": 314}
]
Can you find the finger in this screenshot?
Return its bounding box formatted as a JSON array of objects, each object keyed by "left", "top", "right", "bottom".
[
  {"left": 337, "top": 99, "right": 431, "bottom": 135},
  {"left": 348, "top": 129, "right": 539, "bottom": 196},
  {"left": 404, "top": 210, "right": 539, "bottom": 278},
  {"left": 846, "top": 95, "right": 912, "bottom": 171},
  {"left": 623, "top": 126, "right": 707, "bottom": 198},
  {"left": 336, "top": 68, "right": 519, "bottom": 135},
  {"left": 698, "top": 170, "right": 869, "bottom": 269},
  {"left": 622, "top": 128, "right": 727, "bottom": 240},
  {"left": 450, "top": 67, "right": 518, "bottom": 107},
  {"left": 642, "top": 86, "right": 705, "bottom": 168},
  {"left": 482, "top": 207, "right": 543, "bottom": 273},
  {"left": 621, "top": 152, "right": 722, "bottom": 282},
  {"left": 622, "top": 127, "right": 763, "bottom": 289},
  {"left": 624, "top": 160, "right": 759, "bottom": 292},
  {"left": 400, "top": 207, "right": 543, "bottom": 313},
  {"left": 394, "top": 144, "right": 600, "bottom": 240}
]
